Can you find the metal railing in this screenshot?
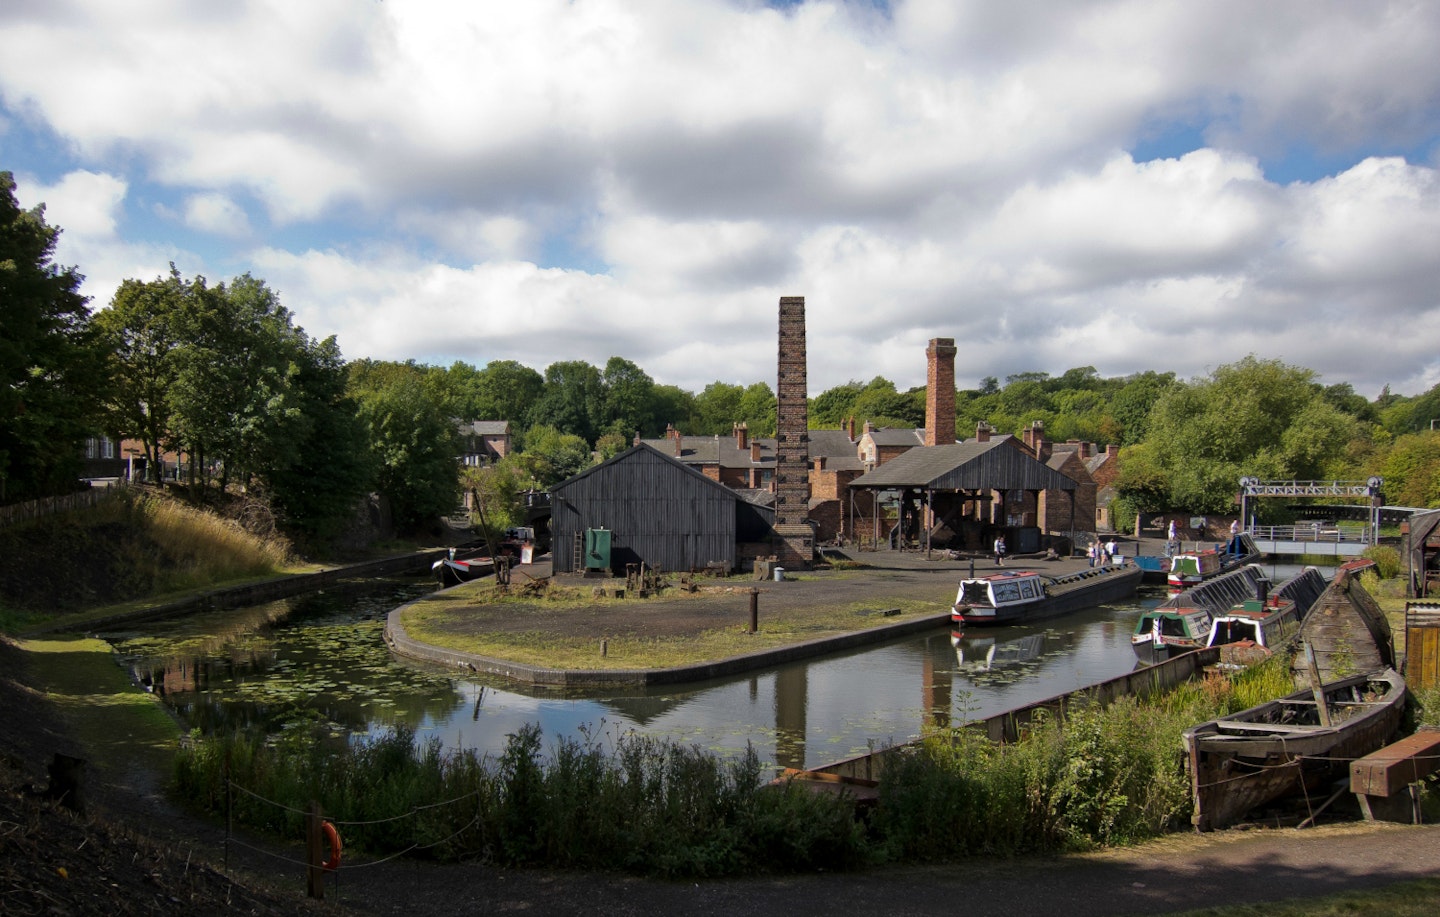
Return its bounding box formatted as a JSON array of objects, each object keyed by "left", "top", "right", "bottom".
[{"left": 1247, "top": 523, "right": 1374, "bottom": 544}]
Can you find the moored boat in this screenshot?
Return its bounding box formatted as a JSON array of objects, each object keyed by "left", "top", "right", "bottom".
[
  {"left": 950, "top": 563, "right": 1142, "bottom": 627},
  {"left": 432, "top": 551, "right": 496, "bottom": 585},
  {"left": 1167, "top": 533, "right": 1262, "bottom": 589},
  {"left": 1205, "top": 585, "right": 1303, "bottom": 668},
  {"left": 1130, "top": 602, "right": 1213, "bottom": 664},
  {"left": 1182, "top": 668, "right": 1406, "bottom": 831}
]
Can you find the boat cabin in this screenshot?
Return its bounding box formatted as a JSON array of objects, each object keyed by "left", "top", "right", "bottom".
[
  {"left": 953, "top": 571, "right": 1047, "bottom": 612},
  {"left": 1131, "top": 603, "right": 1212, "bottom": 660},
  {"left": 1206, "top": 595, "right": 1301, "bottom": 650}
]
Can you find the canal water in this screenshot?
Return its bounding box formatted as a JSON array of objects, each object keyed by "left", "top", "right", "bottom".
[{"left": 102, "top": 563, "right": 1315, "bottom": 771}]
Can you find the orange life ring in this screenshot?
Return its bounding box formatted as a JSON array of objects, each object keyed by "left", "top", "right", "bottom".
[{"left": 321, "top": 820, "right": 342, "bottom": 871}]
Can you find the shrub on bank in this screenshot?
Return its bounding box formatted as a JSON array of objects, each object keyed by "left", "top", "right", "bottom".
[{"left": 175, "top": 722, "right": 866, "bottom": 877}]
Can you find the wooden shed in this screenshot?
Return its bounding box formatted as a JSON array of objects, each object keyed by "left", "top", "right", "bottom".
[
  {"left": 1292, "top": 560, "right": 1395, "bottom": 687},
  {"left": 549, "top": 444, "right": 776, "bottom": 575},
  {"left": 1404, "top": 509, "right": 1440, "bottom": 598}
]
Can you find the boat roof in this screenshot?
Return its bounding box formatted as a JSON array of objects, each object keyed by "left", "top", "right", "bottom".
[{"left": 964, "top": 570, "right": 1044, "bottom": 584}]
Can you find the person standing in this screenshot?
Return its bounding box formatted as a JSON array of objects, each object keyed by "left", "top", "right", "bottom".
[
  {"left": 1087, "top": 541, "right": 1098, "bottom": 567},
  {"left": 1105, "top": 537, "right": 1117, "bottom": 565},
  {"left": 993, "top": 535, "right": 1007, "bottom": 566}
]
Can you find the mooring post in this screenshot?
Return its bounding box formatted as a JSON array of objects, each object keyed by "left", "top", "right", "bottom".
[
  {"left": 749, "top": 588, "right": 759, "bottom": 633},
  {"left": 306, "top": 801, "right": 324, "bottom": 900},
  {"left": 601, "top": 638, "right": 608, "bottom": 657}
]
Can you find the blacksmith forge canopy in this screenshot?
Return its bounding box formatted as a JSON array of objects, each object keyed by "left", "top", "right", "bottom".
[{"left": 849, "top": 440, "right": 1080, "bottom": 551}]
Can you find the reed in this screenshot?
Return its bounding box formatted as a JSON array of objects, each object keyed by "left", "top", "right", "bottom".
[
  {"left": 874, "top": 656, "right": 1294, "bottom": 858},
  {"left": 174, "top": 722, "right": 866, "bottom": 877}
]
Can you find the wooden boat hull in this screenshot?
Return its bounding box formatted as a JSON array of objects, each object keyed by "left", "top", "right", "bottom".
[
  {"left": 1183, "top": 669, "right": 1406, "bottom": 831},
  {"left": 953, "top": 564, "right": 1142, "bottom": 626}
]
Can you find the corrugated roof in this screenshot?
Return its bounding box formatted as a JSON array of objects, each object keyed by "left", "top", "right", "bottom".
[{"left": 850, "top": 440, "right": 1079, "bottom": 492}]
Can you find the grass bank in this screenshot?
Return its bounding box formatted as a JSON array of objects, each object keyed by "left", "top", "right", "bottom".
[{"left": 0, "top": 490, "right": 299, "bottom": 633}]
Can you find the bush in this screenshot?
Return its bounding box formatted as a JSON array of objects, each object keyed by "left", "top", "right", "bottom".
[{"left": 1362, "top": 544, "right": 1402, "bottom": 580}]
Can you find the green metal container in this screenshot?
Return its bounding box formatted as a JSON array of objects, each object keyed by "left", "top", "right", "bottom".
[{"left": 584, "top": 528, "right": 612, "bottom": 572}]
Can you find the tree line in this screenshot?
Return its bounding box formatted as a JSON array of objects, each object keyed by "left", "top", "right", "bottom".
[{"left": 4, "top": 170, "right": 1439, "bottom": 551}]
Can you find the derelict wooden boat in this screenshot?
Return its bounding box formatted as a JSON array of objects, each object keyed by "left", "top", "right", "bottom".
[
  {"left": 1182, "top": 668, "right": 1406, "bottom": 831},
  {"left": 950, "top": 562, "right": 1142, "bottom": 626}
]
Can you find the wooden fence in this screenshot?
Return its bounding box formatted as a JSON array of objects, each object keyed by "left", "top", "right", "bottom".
[{"left": 0, "top": 486, "right": 126, "bottom": 529}]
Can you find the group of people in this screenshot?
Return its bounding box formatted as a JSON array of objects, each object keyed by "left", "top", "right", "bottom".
[{"left": 1087, "top": 537, "right": 1119, "bottom": 567}]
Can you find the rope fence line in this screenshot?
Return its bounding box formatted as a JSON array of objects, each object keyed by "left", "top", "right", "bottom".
[{"left": 222, "top": 778, "right": 487, "bottom": 876}]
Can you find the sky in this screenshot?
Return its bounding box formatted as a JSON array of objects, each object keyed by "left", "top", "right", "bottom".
[{"left": 3, "top": 0, "right": 1440, "bottom": 401}]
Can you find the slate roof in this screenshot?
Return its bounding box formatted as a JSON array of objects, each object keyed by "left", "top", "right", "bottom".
[
  {"left": 850, "top": 439, "right": 1079, "bottom": 492},
  {"left": 459, "top": 420, "right": 511, "bottom": 435}
]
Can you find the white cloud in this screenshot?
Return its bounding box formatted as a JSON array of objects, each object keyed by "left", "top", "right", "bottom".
[
  {"left": 182, "top": 192, "right": 252, "bottom": 238},
  {"left": 2, "top": 0, "right": 1439, "bottom": 399}
]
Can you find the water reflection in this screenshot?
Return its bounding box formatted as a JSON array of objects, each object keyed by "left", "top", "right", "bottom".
[{"left": 104, "top": 579, "right": 1189, "bottom": 770}]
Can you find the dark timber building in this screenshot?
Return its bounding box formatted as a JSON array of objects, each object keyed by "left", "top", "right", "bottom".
[{"left": 549, "top": 444, "right": 776, "bottom": 575}]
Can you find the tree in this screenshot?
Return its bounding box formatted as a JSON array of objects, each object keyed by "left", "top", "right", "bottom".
[
  {"left": 1110, "top": 371, "right": 1177, "bottom": 445},
  {"left": 0, "top": 172, "right": 107, "bottom": 501},
  {"left": 354, "top": 374, "right": 460, "bottom": 532},
  {"left": 468, "top": 359, "right": 544, "bottom": 424},
  {"left": 256, "top": 335, "right": 375, "bottom": 548},
  {"left": 737, "top": 382, "right": 777, "bottom": 437},
  {"left": 516, "top": 424, "right": 592, "bottom": 487},
  {"left": 93, "top": 269, "right": 186, "bottom": 484},
  {"left": 694, "top": 382, "right": 743, "bottom": 435},
  {"left": 600, "top": 356, "right": 656, "bottom": 439},
  {"left": 1141, "top": 356, "right": 1337, "bottom": 513},
  {"left": 1379, "top": 431, "right": 1440, "bottom": 508},
  {"left": 527, "top": 360, "right": 603, "bottom": 443},
  {"left": 810, "top": 380, "right": 864, "bottom": 429},
  {"left": 649, "top": 384, "right": 699, "bottom": 433}
]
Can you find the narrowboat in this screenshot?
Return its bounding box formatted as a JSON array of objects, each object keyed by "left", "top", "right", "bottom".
[
  {"left": 950, "top": 563, "right": 1142, "bottom": 627},
  {"left": 1167, "top": 534, "right": 1262, "bottom": 589}
]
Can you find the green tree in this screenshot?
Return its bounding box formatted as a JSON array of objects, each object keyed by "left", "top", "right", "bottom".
[
  {"left": 355, "top": 375, "right": 460, "bottom": 531},
  {"left": 472, "top": 359, "right": 544, "bottom": 424},
  {"left": 1140, "top": 356, "right": 1334, "bottom": 513},
  {"left": 1379, "top": 431, "right": 1440, "bottom": 508},
  {"left": 93, "top": 269, "right": 186, "bottom": 484},
  {"left": 517, "top": 424, "right": 592, "bottom": 487},
  {"left": 600, "top": 356, "right": 656, "bottom": 438},
  {"left": 257, "top": 335, "right": 375, "bottom": 548},
  {"left": 649, "top": 384, "right": 700, "bottom": 433},
  {"left": 694, "top": 382, "right": 743, "bottom": 435},
  {"left": 737, "top": 382, "right": 777, "bottom": 437},
  {"left": 1110, "top": 371, "right": 1177, "bottom": 446},
  {"left": 527, "top": 360, "right": 603, "bottom": 443},
  {"left": 810, "top": 380, "right": 864, "bottom": 429},
  {"left": 0, "top": 172, "right": 108, "bottom": 501}
]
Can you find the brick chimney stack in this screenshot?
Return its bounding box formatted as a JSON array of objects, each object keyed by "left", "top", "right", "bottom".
[
  {"left": 774, "top": 296, "right": 813, "bottom": 568},
  {"left": 667, "top": 423, "right": 682, "bottom": 456},
  {"left": 734, "top": 422, "right": 749, "bottom": 450},
  {"left": 925, "top": 338, "right": 957, "bottom": 446},
  {"left": 976, "top": 421, "right": 992, "bottom": 443}
]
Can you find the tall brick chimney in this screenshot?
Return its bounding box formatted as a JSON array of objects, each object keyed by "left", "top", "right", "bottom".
[
  {"left": 925, "top": 338, "right": 957, "bottom": 446},
  {"left": 774, "top": 296, "right": 812, "bottom": 569},
  {"left": 734, "top": 422, "right": 749, "bottom": 450}
]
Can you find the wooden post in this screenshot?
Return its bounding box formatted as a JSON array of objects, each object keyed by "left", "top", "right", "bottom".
[
  {"left": 1303, "top": 642, "right": 1332, "bottom": 728},
  {"left": 749, "top": 588, "right": 759, "bottom": 633},
  {"left": 306, "top": 801, "right": 324, "bottom": 900}
]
